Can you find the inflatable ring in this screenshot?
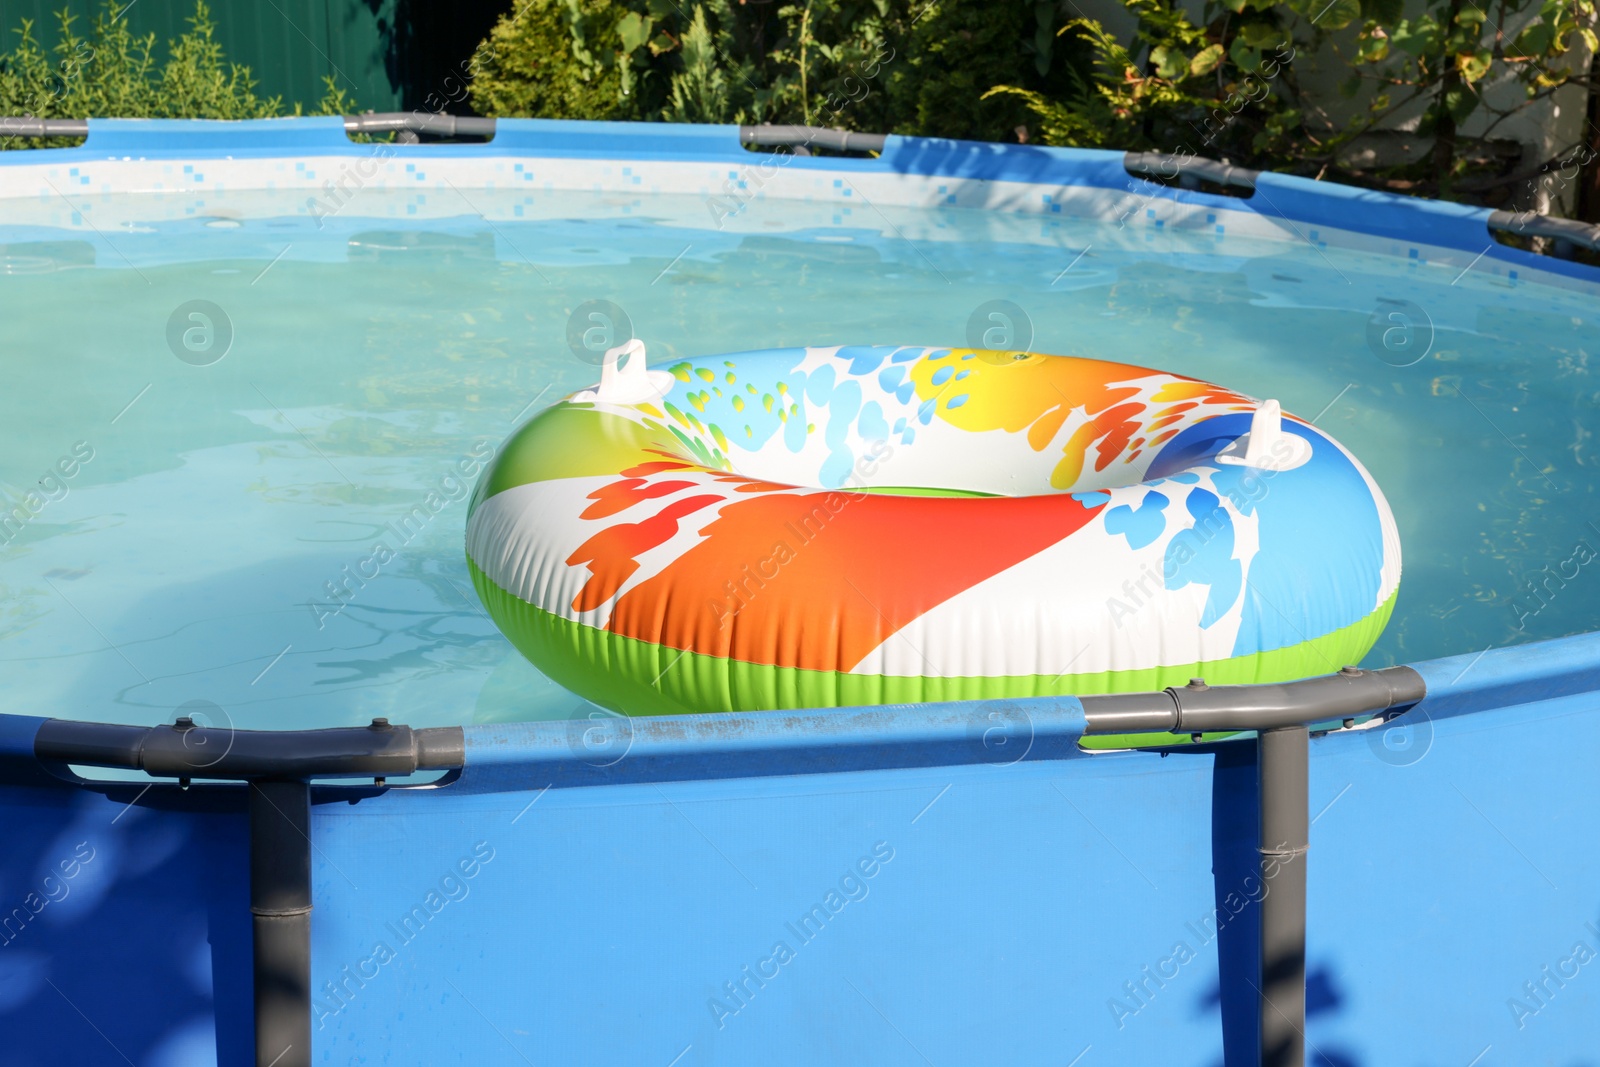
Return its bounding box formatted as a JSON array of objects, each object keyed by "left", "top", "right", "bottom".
[{"left": 467, "top": 343, "right": 1400, "bottom": 721}]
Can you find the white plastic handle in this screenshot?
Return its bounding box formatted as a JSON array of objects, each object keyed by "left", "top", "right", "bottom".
[
  {"left": 1216, "top": 399, "right": 1312, "bottom": 471},
  {"left": 573, "top": 338, "right": 674, "bottom": 405}
]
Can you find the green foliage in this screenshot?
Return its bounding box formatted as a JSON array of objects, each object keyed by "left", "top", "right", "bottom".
[
  {"left": 989, "top": 0, "right": 1600, "bottom": 196},
  {"left": 152, "top": 3, "right": 280, "bottom": 119},
  {"left": 1330, "top": 0, "right": 1600, "bottom": 191},
  {"left": 0, "top": 1, "right": 352, "bottom": 148},
  {"left": 663, "top": 5, "right": 737, "bottom": 123},
  {"left": 467, "top": 0, "right": 1081, "bottom": 143},
  {"left": 988, "top": 0, "right": 1303, "bottom": 164},
  {"left": 886, "top": 0, "right": 1088, "bottom": 140},
  {"left": 467, "top": 0, "right": 642, "bottom": 122}
]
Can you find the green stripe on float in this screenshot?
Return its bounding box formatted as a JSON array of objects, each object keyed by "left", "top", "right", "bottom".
[{"left": 469, "top": 557, "right": 1399, "bottom": 747}]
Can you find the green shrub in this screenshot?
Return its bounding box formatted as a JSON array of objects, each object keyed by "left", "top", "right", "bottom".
[
  {"left": 467, "top": 0, "right": 1085, "bottom": 143},
  {"left": 887, "top": 0, "right": 1089, "bottom": 141},
  {"left": 467, "top": 0, "right": 643, "bottom": 122},
  {"left": 0, "top": 1, "right": 349, "bottom": 148},
  {"left": 990, "top": 0, "right": 1600, "bottom": 199},
  {"left": 988, "top": 0, "right": 1305, "bottom": 165}
]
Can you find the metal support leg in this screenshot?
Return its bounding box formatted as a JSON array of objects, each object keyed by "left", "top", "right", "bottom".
[
  {"left": 1258, "top": 725, "right": 1308, "bottom": 1067},
  {"left": 250, "top": 779, "right": 312, "bottom": 1067}
]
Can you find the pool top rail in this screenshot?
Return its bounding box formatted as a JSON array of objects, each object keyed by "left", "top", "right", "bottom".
[
  {"left": 22, "top": 665, "right": 1422, "bottom": 786},
  {"left": 32, "top": 716, "right": 465, "bottom": 783}
]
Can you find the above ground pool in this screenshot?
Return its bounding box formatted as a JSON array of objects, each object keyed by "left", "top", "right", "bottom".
[
  {"left": 2, "top": 119, "right": 1599, "bottom": 1067},
  {"left": 0, "top": 119, "right": 1595, "bottom": 733}
]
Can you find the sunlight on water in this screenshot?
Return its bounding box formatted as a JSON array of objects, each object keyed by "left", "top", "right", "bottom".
[{"left": 0, "top": 187, "right": 1596, "bottom": 729}]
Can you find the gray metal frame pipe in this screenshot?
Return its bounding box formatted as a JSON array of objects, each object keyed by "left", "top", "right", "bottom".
[
  {"left": 33, "top": 717, "right": 466, "bottom": 1067},
  {"left": 1123, "top": 151, "right": 1260, "bottom": 192},
  {"left": 1487, "top": 208, "right": 1600, "bottom": 259},
  {"left": 1258, "top": 725, "right": 1308, "bottom": 1067},
  {"left": 343, "top": 112, "right": 496, "bottom": 139},
  {"left": 1078, "top": 665, "right": 1424, "bottom": 736},
  {"left": 739, "top": 124, "right": 886, "bottom": 153},
  {"left": 0, "top": 117, "right": 88, "bottom": 137},
  {"left": 250, "top": 779, "right": 312, "bottom": 1067},
  {"left": 1082, "top": 666, "right": 1424, "bottom": 1067}
]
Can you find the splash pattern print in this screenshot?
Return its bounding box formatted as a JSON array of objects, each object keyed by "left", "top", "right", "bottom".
[{"left": 466, "top": 346, "right": 1401, "bottom": 717}]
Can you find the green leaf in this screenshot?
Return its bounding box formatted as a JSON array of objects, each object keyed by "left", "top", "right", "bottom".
[
  {"left": 1151, "top": 45, "right": 1187, "bottom": 79},
  {"left": 1442, "top": 86, "right": 1478, "bottom": 124},
  {"left": 646, "top": 0, "right": 675, "bottom": 19},
  {"left": 1034, "top": 24, "right": 1053, "bottom": 77},
  {"left": 1391, "top": 17, "right": 1439, "bottom": 56},
  {"left": 1339, "top": 70, "right": 1363, "bottom": 97},
  {"left": 1239, "top": 21, "right": 1285, "bottom": 48},
  {"left": 1455, "top": 48, "right": 1491, "bottom": 83},
  {"left": 1510, "top": 21, "right": 1555, "bottom": 57},
  {"left": 1190, "top": 43, "right": 1225, "bottom": 75},
  {"left": 617, "top": 11, "right": 651, "bottom": 53},
  {"left": 1230, "top": 38, "right": 1262, "bottom": 69},
  {"left": 1307, "top": 0, "right": 1360, "bottom": 30}
]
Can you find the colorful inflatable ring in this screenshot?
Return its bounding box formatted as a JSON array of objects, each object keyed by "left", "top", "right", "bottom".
[{"left": 467, "top": 343, "right": 1400, "bottom": 723}]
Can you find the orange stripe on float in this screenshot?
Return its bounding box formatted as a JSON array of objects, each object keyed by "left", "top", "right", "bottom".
[
  {"left": 566, "top": 493, "right": 727, "bottom": 612},
  {"left": 605, "top": 490, "right": 1104, "bottom": 673},
  {"left": 580, "top": 478, "right": 702, "bottom": 520}
]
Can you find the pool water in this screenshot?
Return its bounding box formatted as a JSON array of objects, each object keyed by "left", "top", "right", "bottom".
[{"left": 1, "top": 186, "right": 1596, "bottom": 730}]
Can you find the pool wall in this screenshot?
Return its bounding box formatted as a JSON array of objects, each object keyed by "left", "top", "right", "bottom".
[
  {"left": 0, "top": 116, "right": 1594, "bottom": 294},
  {"left": 0, "top": 634, "right": 1596, "bottom": 1064}
]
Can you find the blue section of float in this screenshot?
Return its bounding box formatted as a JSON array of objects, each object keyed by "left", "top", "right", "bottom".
[{"left": 1145, "top": 413, "right": 1389, "bottom": 656}]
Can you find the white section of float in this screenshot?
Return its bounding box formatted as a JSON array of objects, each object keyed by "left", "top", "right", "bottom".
[{"left": 848, "top": 477, "right": 1261, "bottom": 679}]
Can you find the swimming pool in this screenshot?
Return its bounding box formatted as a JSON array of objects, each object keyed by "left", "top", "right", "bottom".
[
  {"left": 2, "top": 118, "right": 1596, "bottom": 732},
  {"left": 3, "top": 118, "right": 1599, "bottom": 1067}
]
